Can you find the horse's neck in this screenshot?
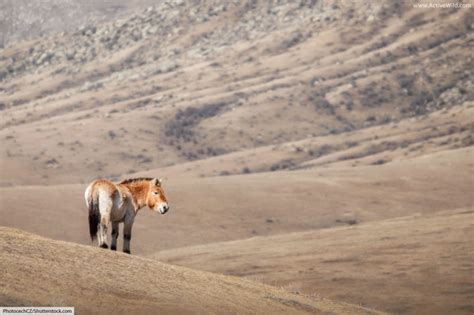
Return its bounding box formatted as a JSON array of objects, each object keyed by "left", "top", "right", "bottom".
[{"left": 122, "top": 182, "right": 149, "bottom": 211}]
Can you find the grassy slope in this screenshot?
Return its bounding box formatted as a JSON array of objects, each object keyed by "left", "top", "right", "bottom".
[
  {"left": 153, "top": 209, "right": 474, "bottom": 314},
  {"left": 0, "top": 227, "right": 381, "bottom": 315}
]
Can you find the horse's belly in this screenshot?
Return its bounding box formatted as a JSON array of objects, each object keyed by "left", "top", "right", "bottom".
[
  {"left": 110, "top": 204, "right": 127, "bottom": 222},
  {"left": 110, "top": 193, "right": 127, "bottom": 222}
]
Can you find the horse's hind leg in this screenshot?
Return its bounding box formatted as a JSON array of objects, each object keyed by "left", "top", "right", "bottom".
[
  {"left": 97, "top": 190, "right": 113, "bottom": 249},
  {"left": 123, "top": 215, "right": 134, "bottom": 254},
  {"left": 98, "top": 216, "right": 109, "bottom": 249},
  {"left": 111, "top": 221, "right": 119, "bottom": 251}
]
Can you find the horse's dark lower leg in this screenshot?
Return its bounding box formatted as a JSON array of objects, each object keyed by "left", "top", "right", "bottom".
[
  {"left": 111, "top": 222, "right": 119, "bottom": 251},
  {"left": 123, "top": 216, "right": 134, "bottom": 254},
  {"left": 123, "top": 233, "right": 131, "bottom": 254}
]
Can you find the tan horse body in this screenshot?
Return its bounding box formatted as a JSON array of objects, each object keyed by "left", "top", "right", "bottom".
[{"left": 84, "top": 177, "right": 169, "bottom": 254}]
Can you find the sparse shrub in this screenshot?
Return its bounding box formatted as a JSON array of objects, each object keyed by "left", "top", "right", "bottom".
[
  {"left": 409, "top": 91, "right": 433, "bottom": 115},
  {"left": 382, "top": 116, "right": 392, "bottom": 124},
  {"left": 108, "top": 130, "right": 117, "bottom": 140},
  {"left": 345, "top": 141, "right": 358, "bottom": 148},
  {"left": 461, "top": 135, "right": 474, "bottom": 146},
  {"left": 359, "top": 84, "right": 392, "bottom": 108},
  {"left": 164, "top": 101, "right": 229, "bottom": 142},
  {"left": 242, "top": 167, "right": 251, "bottom": 174},
  {"left": 206, "top": 147, "right": 226, "bottom": 156},
  {"left": 269, "top": 159, "right": 295, "bottom": 171},
  {"left": 120, "top": 153, "right": 152, "bottom": 164},
  {"left": 45, "top": 158, "right": 58, "bottom": 165},
  {"left": 137, "top": 155, "right": 152, "bottom": 164},
  {"left": 281, "top": 32, "right": 303, "bottom": 49},
  {"left": 128, "top": 99, "right": 151, "bottom": 110},
  {"left": 308, "top": 93, "right": 334, "bottom": 114},
  {"left": 308, "top": 144, "right": 332, "bottom": 158},
  {"left": 339, "top": 142, "right": 399, "bottom": 161},
  {"left": 397, "top": 74, "right": 415, "bottom": 95},
  {"left": 336, "top": 218, "right": 358, "bottom": 225},
  {"left": 372, "top": 159, "right": 387, "bottom": 165}
]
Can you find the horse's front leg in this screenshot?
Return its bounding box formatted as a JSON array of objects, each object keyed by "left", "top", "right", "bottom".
[
  {"left": 123, "top": 216, "right": 134, "bottom": 254},
  {"left": 111, "top": 221, "right": 119, "bottom": 251}
]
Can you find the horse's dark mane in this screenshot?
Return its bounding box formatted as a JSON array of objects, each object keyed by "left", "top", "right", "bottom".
[{"left": 119, "top": 177, "right": 154, "bottom": 184}]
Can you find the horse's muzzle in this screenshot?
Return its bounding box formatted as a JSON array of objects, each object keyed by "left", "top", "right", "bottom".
[{"left": 159, "top": 205, "right": 170, "bottom": 214}]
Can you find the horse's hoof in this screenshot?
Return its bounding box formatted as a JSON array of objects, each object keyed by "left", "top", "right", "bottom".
[
  {"left": 124, "top": 249, "right": 131, "bottom": 254},
  {"left": 100, "top": 244, "right": 108, "bottom": 249},
  {"left": 111, "top": 245, "right": 117, "bottom": 251}
]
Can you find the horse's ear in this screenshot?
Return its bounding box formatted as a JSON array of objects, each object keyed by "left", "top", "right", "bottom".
[{"left": 152, "top": 178, "right": 162, "bottom": 186}]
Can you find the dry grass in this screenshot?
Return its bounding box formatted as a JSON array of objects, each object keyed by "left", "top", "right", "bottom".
[{"left": 0, "top": 227, "right": 380, "bottom": 315}]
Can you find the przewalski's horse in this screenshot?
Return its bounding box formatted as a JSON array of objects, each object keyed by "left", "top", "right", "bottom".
[{"left": 84, "top": 177, "right": 169, "bottom": 254}]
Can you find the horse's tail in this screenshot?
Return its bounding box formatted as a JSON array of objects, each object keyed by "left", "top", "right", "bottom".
[{"left": 88, "top": 191, "right": 100, "bottom": 241}]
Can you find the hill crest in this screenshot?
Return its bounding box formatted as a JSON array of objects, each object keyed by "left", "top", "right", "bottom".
[{"left": 0, "top": 227, "right": 381, "bottom": 314}]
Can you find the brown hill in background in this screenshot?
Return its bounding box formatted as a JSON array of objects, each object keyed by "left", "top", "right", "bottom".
[
  {"left": 154, "top": 208, "right": 474, "bottom": 314},
  {"left": 1, "top": 0, "right": 472, "bottom": 185}
]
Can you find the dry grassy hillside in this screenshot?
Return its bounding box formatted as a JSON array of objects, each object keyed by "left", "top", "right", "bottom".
[
  {"left": 1, "top": 0, "right": 472, "bottom": 185},
  {"left": 0, "top": 227, "right": 381, "bottom": 315},
  {"left": 154, "top": 209, "right": 474, "bottom": 314},
  {"left": 134, "top": 103, "right": 473, "bottom": 178}
]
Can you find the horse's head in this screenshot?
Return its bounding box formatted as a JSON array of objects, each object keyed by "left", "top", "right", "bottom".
[{"left": 147, "top": 178, "right": 170, "bottom": 214}]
